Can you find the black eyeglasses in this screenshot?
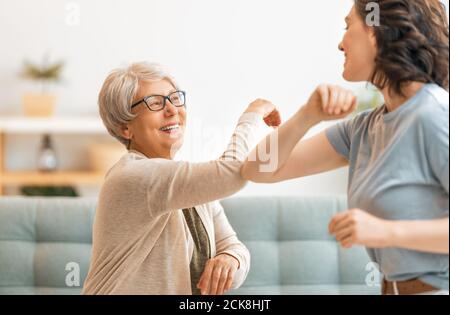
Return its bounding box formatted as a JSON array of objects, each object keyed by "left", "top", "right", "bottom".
[{"left": 131, "top": 91, "right": 186, "bottom": 112}]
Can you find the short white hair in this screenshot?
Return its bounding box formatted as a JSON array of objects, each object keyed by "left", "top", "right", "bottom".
[{"left": 98, "top": 62, "right": 179, "bottom": 147}]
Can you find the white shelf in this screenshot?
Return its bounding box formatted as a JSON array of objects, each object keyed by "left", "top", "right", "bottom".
[{"left": 0, "top": 116, "right": 107, "bottom": 134}]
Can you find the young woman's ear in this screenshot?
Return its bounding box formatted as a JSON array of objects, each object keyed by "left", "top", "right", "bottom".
[{"left": 368, "top": 28, "right": 378, "bottom": 48}]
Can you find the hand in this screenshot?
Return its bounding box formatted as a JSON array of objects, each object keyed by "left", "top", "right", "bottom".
[
  {"left": 328, "top": 209, "right": 394, "bottom": 249},
  {"left": 197, "top": 253, "right": 239, "bottom": 295},
  {"left": 302, "top": 84, "right": 357, "bottom": 125},
  {"left": 245, "top": 99, "right": 282, "bottom": 128}
]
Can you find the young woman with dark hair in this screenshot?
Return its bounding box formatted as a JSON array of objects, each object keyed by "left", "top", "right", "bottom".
[{"left": 242, "top": 0, "right": 449, "bottom": 295}]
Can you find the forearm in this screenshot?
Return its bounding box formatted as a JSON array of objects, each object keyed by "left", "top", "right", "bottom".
[
  {"left": 241, "top": 107, "right": 316, "bottom": 182},
  {"left": 216, "top": 248, "right": 250, "bottom": 289},
  {"left": 388, "top": 217, "right": 449, "bottom": 254},
  {"left": 221, "top": 112, "right": 262, "bottom": 162},
  {"left": 213, "top": 202, "right": 251, "bottom": 289},
  {"left": 147, "top": 112, "right": 260, "bottom": 214}
]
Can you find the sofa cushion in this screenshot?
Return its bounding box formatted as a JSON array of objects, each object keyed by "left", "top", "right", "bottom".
[
  {"left": 221, "top": 196, "right": 379, "bottom": 295},
  {"left": 0, "top": 197, "right": 96, "bottom": 295},
  {"left": 0, "top": 196, "right": 379, "bottom": 295}
]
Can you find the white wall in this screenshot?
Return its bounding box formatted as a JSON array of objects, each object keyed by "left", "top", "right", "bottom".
[{"left": 1, "top": 0, "right": 366, "bottom": 196}]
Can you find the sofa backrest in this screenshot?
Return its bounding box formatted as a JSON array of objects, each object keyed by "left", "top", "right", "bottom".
[
  {"left": 0, "top": 197, "right": 95, "bottom": 295},
  {"left": 0, "top": 196, "right": 377, "bottom": 295},
  {"left": 221, "top": 196, "right": 378, "bottom": 294}
]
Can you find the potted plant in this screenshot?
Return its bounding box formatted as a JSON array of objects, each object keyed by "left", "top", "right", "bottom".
[
  {"left": 354, "top": 84, "right": 384, "bottom": 114},
  {"left": 21, "top": 55, "right": 65, "bottom": 117}
]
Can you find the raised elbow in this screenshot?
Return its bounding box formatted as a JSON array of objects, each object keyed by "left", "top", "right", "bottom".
[
  {"left": 240, "top": 162, "right": 251, "bottom": 181},
  {"left": 240, "top": 162, "right": 278, "bottom": 184}
]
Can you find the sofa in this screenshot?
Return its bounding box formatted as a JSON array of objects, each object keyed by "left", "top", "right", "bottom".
[{"left": 0, "top": 196, "right": 380, "bottom": 295}]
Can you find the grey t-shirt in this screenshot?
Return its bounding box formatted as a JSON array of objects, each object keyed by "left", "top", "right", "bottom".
[{"left": 326, "top": 83, "right": 449, "bottom": 290}]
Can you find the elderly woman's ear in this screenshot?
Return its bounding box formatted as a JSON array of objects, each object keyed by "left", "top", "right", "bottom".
[{"left": 120, "top": 124, "right": 133, "bottom": 141}]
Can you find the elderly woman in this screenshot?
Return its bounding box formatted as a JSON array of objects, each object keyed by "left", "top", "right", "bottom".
[
  {"left": 82, "top": 62, "right": 280, "bottom": 295},
  {"left": 242, "top": 0, "right": 449, "bottom": 295}
]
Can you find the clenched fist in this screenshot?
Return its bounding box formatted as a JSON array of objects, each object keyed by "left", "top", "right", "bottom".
[
  {"left": 245, "top": 98, "right": 282, "bottom": 128},
  {"left": 302, "top": 84, "right": 357, "bottom": 125}
]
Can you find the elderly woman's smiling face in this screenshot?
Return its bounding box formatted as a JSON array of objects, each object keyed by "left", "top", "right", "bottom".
[{"left": 123, "top": 79, "right": 186, "bottom": 159}]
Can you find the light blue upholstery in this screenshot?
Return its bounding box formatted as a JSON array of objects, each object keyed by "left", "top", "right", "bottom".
[
  {"left": 0, "top": 197, "right": 94, "bottom": 295},
  {"left": 222, "top": 197, "right": 379, "bottom": 295},
  {"left": 0, "top": 196, "right": 379, "bottom": 295}
]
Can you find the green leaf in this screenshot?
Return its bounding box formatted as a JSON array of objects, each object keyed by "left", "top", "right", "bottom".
[{"left": 22, "top": 60, "right": 65, "bottom": 82}]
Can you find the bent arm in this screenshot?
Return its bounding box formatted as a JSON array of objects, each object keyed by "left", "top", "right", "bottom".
[
  {"left": 390, "top": 217, "right": 449, "bottom": 254},
  {"left": 211, "top": 201, "right": 250, "bottom": 289},
  {"left": 242, "top": 108, "right": 347, "bottom": 183},
  {"left": 142, "top": 112, "right": 262, "bottom": 216}
]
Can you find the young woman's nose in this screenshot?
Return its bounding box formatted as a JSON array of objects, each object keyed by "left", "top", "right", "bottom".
[{"left": 338, "top": 41, "right": 344, "bottom": 52}]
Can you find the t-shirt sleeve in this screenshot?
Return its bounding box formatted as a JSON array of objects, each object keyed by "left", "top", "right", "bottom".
[
  {"left": 325, "top": 119, "right": 353, "bottom": 161},
  {"left": 423, "top": 105, "right": 449, "bottom": 195},
  {"left": 325, "top": 110, "right": 372, "bottom": 161}
]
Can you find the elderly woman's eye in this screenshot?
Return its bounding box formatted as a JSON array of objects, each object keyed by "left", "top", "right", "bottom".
[
  {"left": 170, "top": 94, "right": 183, "bottom": 105},
  {"left": 149, "top": 99, "right": 163, "bottom": 107}
]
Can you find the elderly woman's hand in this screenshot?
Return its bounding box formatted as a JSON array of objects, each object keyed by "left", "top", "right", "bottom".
[
  {"left": 245, "top": 99, "right": 282, "bottom": 128},
  {"left": 196, "top": 253, "right": 239, "bottom": 295}
]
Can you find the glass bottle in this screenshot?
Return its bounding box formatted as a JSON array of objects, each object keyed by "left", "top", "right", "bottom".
[{"left": 37, "top": 134, "right": 58, "bottom": 172}]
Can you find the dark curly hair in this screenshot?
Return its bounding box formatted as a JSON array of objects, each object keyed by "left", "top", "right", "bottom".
[{"left": 354, "top": 0, "right": 449, "bottom": 96}]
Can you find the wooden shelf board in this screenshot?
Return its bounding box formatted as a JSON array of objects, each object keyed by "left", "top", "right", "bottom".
[
  {"left": 0, "top": 171, "right": 105, "bottom": 185},
  {"left": 0, "top": 117, "right": 107, "bottom": 134}
]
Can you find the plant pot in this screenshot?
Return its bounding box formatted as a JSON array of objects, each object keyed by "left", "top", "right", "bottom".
[{"left": 22, "top": 92, "right": 57, "bottom": 117}]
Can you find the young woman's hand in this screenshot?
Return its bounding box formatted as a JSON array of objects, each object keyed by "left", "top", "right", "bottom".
[
  {"left": 302, "top": 84, "right": 357, "bottom": 126},
  {"left": 329, "top": 209, "right": 394, "bottom": 249},
  {"left": 197, "top": 253, "right": 239, "bottom": 295},
  {"left": 245, "top": 99, "right": 282, "bottom": 128}
]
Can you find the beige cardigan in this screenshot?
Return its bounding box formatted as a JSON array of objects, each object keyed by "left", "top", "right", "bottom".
[{"left": 82, "top": 113, "right": 261, "bottom": 295}]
